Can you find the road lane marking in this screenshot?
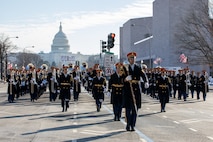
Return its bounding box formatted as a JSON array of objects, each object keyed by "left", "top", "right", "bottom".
[
  {"left": 173, "top": 121, "right": 180, "bottom": 124},
  {"left": 103, "top": 105, "right": 154, "bottom": 142},
  {"left": 189, "top": 128, "right": 197, "bottom": 132},
  {"left": 207, "top": 136, "right": 213, "bottom": 140},
  {"left": 73, "top": 122, "right": 78, "bottom": 125},
  {"left": 73, "top": 129, "right": 78, "bottom": 133},
  {"left": 156, "top": 126, "right": 175, "bottom": 128},
  {"left": 81, "top": 129, "right": 124, "bottom": 136},
  {"left": 180, "top": 119, "right": 201, "bottom": 123},
  {"left": 163, "top": 115, "right": 167, "bottom": 118}
]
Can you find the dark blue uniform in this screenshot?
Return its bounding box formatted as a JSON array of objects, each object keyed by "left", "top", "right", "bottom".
[
  {"left": 123, "top": 63, "right": 148, "bottom": 131},
  {"left": 157, "top": 75, "right": 170, "bottom": 112},
  {"left": 92, "top": 74, "right": 106, "bottom": 112},
  {"left": 59, "top": 73, "right": 71, "bottom": 112},
  {"left": 108, "top": 72, "right": 125, "bottom": 121}
]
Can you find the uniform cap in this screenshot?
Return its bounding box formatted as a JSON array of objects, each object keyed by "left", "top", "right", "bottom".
[
  {"left": 63, "top": 66, "right": 69, "bottom": 69},
  {"left": 161, "top": 68, "right": 166, "bottom": 72},
  {"left": 127, "top": 52, "right": 136, "bottom": 58},
  {"left": 115, "top": 62, "right": 123, "bottom": 68},
  {"left": 96, "top": 69, "right": 102, "bottom": 73}
]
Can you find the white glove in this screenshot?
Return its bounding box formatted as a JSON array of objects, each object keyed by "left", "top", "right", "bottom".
[
  {"left": 107, "top": 91, "right": 111, "bottom": 97},
  {"left": 104, "top": 88, "right": 107, "bottom": 93},
  {"left": 125, "top": 75, "right": 132, "bottom": 81},
  {"left": 145, "top": 82, "right": 149, "bottom": 89}
]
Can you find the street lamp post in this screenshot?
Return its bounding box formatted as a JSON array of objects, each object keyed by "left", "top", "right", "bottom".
[{"left": 131, "top": 24, "right": 153, "bottom": 68}]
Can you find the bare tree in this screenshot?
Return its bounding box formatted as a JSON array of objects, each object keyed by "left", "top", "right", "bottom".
[
  {"left": 175, "top": 0, "right": 213, "bottom": 65},
  {"left": 0, "top": 34, "right": 17, "bottom": 80},
  {"left": 16, "top": 53, "right": 44, "bottom": 69}
]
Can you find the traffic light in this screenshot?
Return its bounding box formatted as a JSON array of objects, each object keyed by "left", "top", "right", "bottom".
[
  {"left": 101, "top": 41, "right": 107, "bottom": 53},
  {"left": 107, "top": 33, "right": 115, "bottom": 49}
]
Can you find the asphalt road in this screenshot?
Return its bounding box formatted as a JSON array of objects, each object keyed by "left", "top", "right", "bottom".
[{"left": 0, "top": 82, "right": 213, "bottom": 142}]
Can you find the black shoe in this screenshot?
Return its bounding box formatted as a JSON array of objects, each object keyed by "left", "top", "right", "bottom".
[
  {"left": 114, "top": 116, "right": 116, "bottom": 121},
  {"left": 62, "top": 109, "right": 64, "bottom": 112},
  {"left": 97, "top": 107, "right": 100, "bottom": 112},
  {"left": 131, "top": 127, "right": 135, "bottom": 131},
  {"left": 126, "top": 126, "right": 130, "bottom": 131}
]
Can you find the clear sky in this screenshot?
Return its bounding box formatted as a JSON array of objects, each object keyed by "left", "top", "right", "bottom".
[{"left": 0, "top": 0, "right": 154, "bottom": 56}]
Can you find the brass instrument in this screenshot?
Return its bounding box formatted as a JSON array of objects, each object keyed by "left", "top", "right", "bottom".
[
  {"left": 27, "top": 63, "right": 35, "bottom": 70},
  {"left": 40, "top": 64, "right": 48, "bottom": 79},
  {"left": 41, "top": 64, "right": 48, "bottom": 71}
]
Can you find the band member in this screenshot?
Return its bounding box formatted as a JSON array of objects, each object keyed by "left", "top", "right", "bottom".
[
  {"left": 196, "top": 72, "right": 202, "bottom": 100},
  {"left": 189, "top": 71, "right": 196, "bottom": 98},
  {"left": 108, "top": 62, "right": 126, "bottom": 121},
  {"left": 157, "top": 68, "right": 170, "bottom": 112},
  {"left": 20, "top": 72, "right": 27, "bottom": 96},
  {"left": 86, "top": 67, "right": 95, "bottom": 93},
  {"left": 92, "top": 69, "right": 106, "bottom": 112},
  {"left": 72, "top": 65, "right": 81, "bottom": 101},
  {"left": 81, "top": 62, "right": 88, "bottom": 89},
  {"left": 7, "top": 69, "right": 16, "bottom": 103},
  {"left": 200, "top": 70, "right": 208, "bottom": 101},
  {"left": 149, "top": 71, "right": 157, "bottom": 98},
  {"left": 59, "top": 66, "right": 72, "bottom": 112},
  {"left": 123, "top": 52, "right": 149, "bottom": 131},
  {"left": 29, "top": 68, "right": 38, "bottom": 102},
  {"left": 14, "top": 70, "right": 21, "bottom": 99},
  {"left": 171, "top": 70, "right": 178, "bottom": 98},
  {"left": 47, "top": 67, "right": 58, "bottom": 101}
]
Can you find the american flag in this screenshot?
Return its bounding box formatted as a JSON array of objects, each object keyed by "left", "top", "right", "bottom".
[
  {"left": 153, "top": 57, "right": 162, "bottom": 65},
  {"left": 179, "top": 53, "right": 188, "bottom": 63}
]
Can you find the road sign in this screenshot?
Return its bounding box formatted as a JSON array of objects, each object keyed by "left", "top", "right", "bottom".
[
  {"left": 104, "top": 52, "right": 115, "bottom": 76},
  {"left": 104, "top": 53, "right": 114, "bottom": 68},
  {"left": 105, "top": 67, "right": 113, "bottom": 76}
]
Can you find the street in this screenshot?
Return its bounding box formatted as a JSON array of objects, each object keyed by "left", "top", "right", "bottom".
[{"left": 0, "top": 82, "right": 213, "bottom": 142}]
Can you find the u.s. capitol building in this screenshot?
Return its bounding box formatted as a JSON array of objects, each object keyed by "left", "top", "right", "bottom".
[{"left": 39, "top": 23, "right": 90, "bottom": 68}]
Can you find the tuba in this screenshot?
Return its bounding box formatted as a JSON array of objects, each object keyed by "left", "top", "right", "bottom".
[{"left": 41, "top": 64, "right": 48, "bottom": 71}]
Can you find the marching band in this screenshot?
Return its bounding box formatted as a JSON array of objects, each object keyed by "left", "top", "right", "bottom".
[{"left": 4, "top": 52, "right": 210, "bottom": 131}]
